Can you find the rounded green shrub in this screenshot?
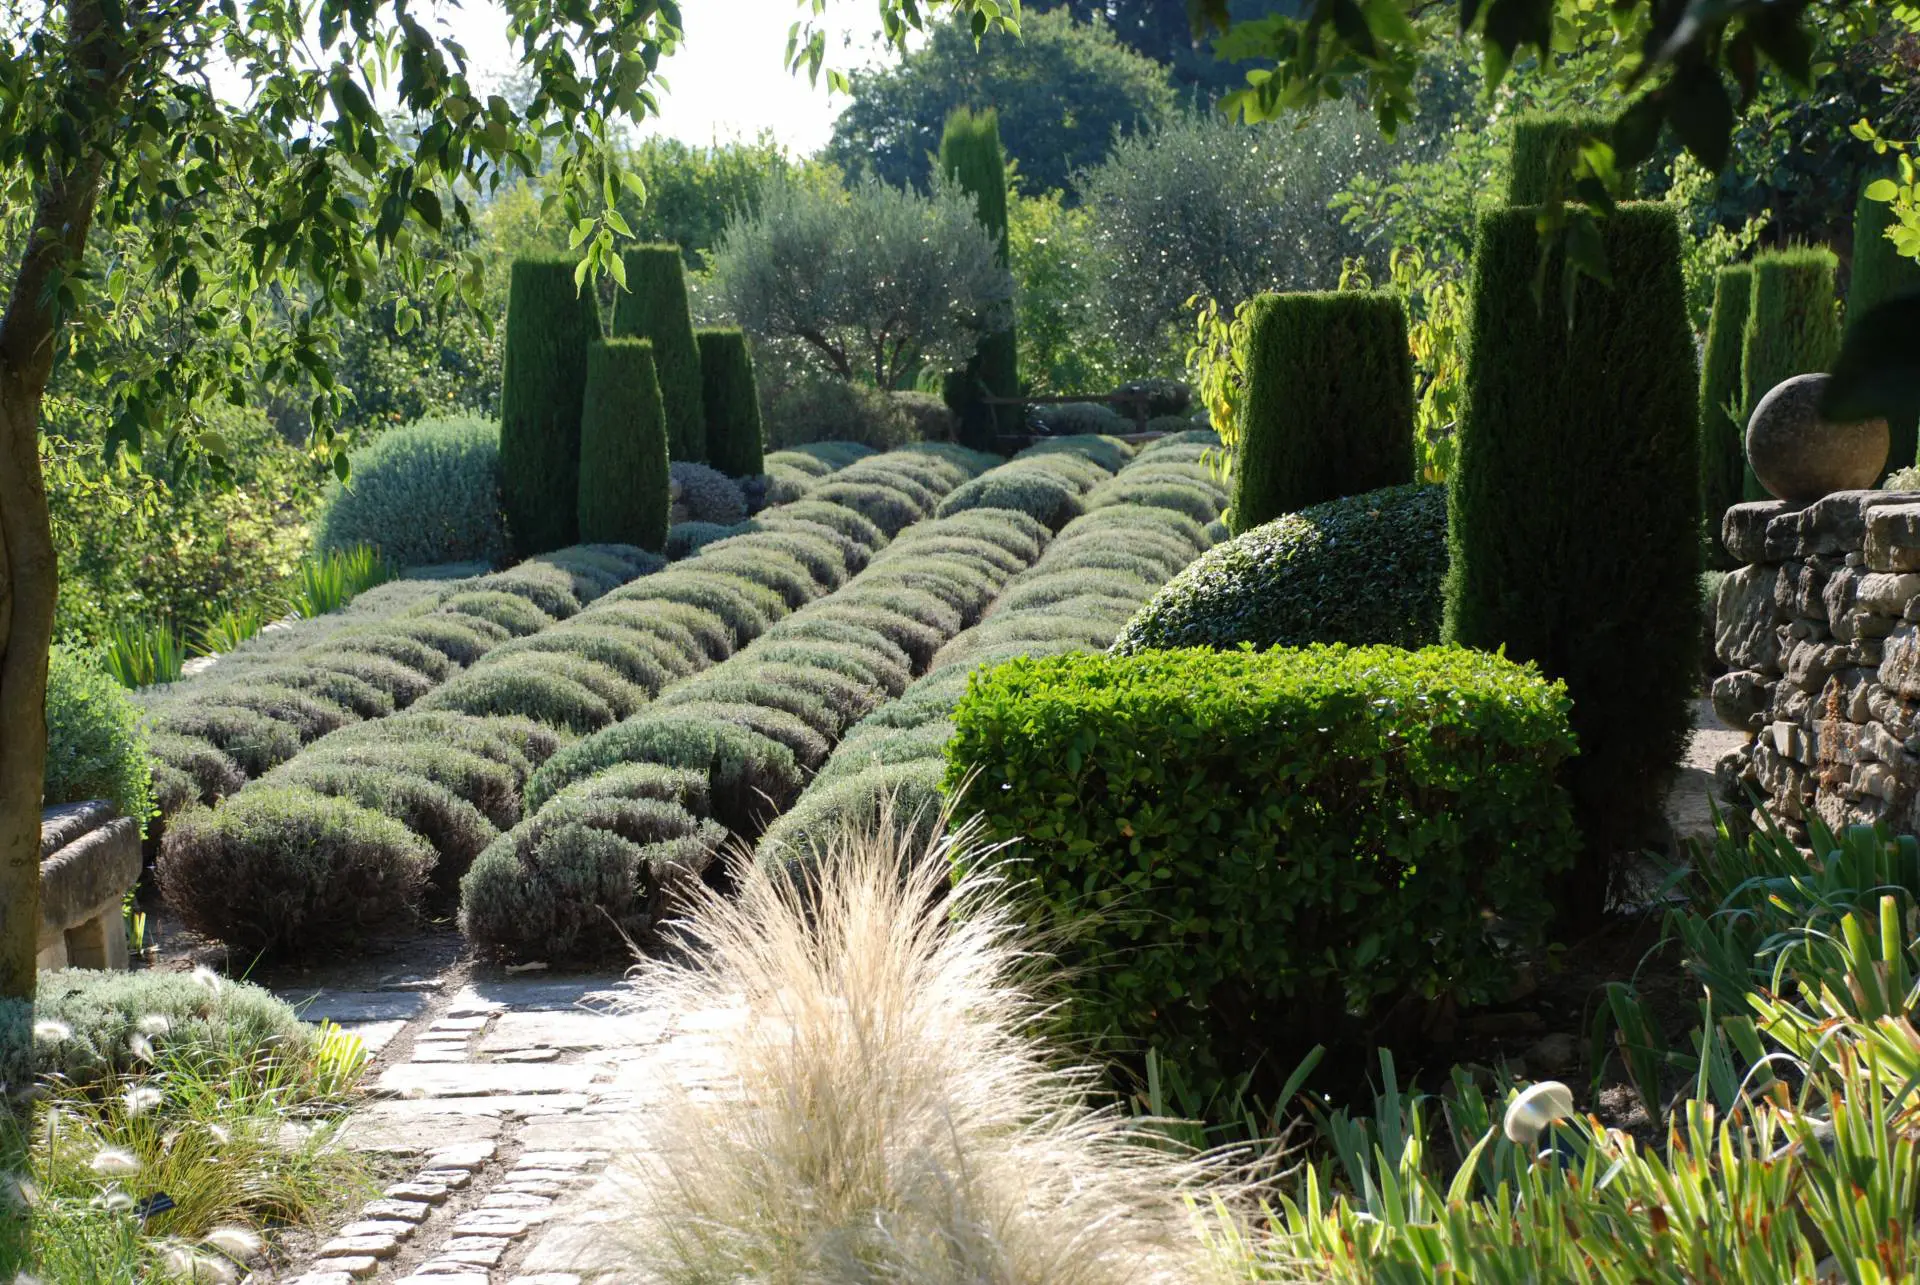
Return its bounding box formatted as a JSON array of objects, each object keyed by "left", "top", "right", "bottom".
[
  {"left": 764, "top": 499, "right": 887, "bottom": 550},
  {"left": 387, "top": 614, "right": 505, "bottom": 666},
  {"left": 696, "top": 327, "right": 765, "bottom": 478},
  {"left": 761, "top": 616, "right": 914, "bottom": 676},
  {"left": 320, "top": 710, "right": 541, "bottom": 787},
  {"left": 1231, "top": 290, "right": 1413, "bottom": 534},
  {"left": 807, "top": 481, "right": 926, "bottom": 536},
  {"left": 1017, "top": 433, "right": 1134, "bottom": 472},
  {"left": 313, "top": 415, "right": 508, "bottom": 569},
  {"left": 500, "top": 256, "right": 603, "bottom": 556},
  {"left": 690, "top": 548, "right": 821, "bottom": 610},
  {"left": 605, "top": 573, "right": 783, "bottom": 646},
  {"left": 876, "top": 534, "right": 1027, "bottom": 576},
  {"left": 614, "top": 245, "right": 708, "bottom": 462},
  {"left": 214, "top": 665, "right": 396, "bottom": 720},
  {"left": 578, "top": 600, "right": 733, "bottom": 665},
  {"left": 157, "top": 786, "right": 435, "bottom": 952},
  {"left": 766, "top": 377, "right": 923, "bottom": 451},
  {"left": 34, "top": 968, "right": 311, "bottom": 1089},
  {"left": 1087, "top": 479, "right": 1222, "bottom": 525},
  {"left": 738, "top": 639, "right": 910, "bottom": 698},
  {"left": 482, "top": 628, "right": 672, "bottom": 694},
  {"left": 578, "top": 338, "right": 672, "bottom": 552},
  {"left": 45, "top": 645, "right": 152, "bottom": 827},
  {"left": 783, "top": 441, "right": 879, "bottom": 470},
  {"left": 652, "top": 698, "right": 831, "bottom": 772},
  {"left": 1114, "top": 484, "right": 1446, "bottom": 655},
  {"left": 466, "top": 564, "right": 585, "bottom": 620},
  {"left": 149, "top": 704, "right": 301, "bottom": 777},
  {"left": 148, "top": 733, "right": 245, "bottom": 814},
  {"left": 190, "top": 684, "right": 358, "bottom": 741},
  {"left": 798, "top": 604, "right": 943, "bottom": 668},
  {"left": 327, "top": 631, "right": 453, "bottom": 681},
  {"left": 703, "top": 531, "right": 847, "bottom": 591},
  {"left": 755, "top": 760, "right": 944, "bottom": 882}
]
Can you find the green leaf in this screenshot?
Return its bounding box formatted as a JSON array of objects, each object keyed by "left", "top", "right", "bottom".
[{"left": 1867, "top": 178, "right": 1900, "bottom": 203}]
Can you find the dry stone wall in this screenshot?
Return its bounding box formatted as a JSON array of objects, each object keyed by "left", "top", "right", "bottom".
[{"left": 1714, "top": 489, "right": 1920, "bottom": 840}]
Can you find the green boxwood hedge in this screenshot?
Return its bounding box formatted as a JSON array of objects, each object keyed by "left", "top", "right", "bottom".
[{"left": 944, "top": 645, "right": 1578, "bottom": 1098}]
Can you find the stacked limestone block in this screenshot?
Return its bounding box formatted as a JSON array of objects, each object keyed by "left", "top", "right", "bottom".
[{"left": 1715, "top": 489, "right": 1920, "bottom": 839}]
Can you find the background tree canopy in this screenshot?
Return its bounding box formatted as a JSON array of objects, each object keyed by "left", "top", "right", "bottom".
[{"left": 826, "top": 8, "right": 1176, "bottom": 198}]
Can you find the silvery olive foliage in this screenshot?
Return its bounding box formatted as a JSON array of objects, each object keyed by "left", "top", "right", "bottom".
[
  {"left": 1079, "top": 104, "right": 1407, "bottom": 364},
  {"left": 707, "top": 176, "right": 1014, "bottom": 391}
]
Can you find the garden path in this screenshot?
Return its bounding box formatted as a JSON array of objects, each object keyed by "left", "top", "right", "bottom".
[{"left": 276, "top": 970, "right": 726, "bottom": 1285}]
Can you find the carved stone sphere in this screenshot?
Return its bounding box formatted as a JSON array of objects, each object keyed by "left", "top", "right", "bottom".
[{"left": 1746, "top": 373, "right": 1888, "bottom": 504}]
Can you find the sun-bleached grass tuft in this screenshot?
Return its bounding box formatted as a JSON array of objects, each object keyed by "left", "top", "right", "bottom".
[{"left": 611, "top": 799, "right": 1247, "bottom": 1284}]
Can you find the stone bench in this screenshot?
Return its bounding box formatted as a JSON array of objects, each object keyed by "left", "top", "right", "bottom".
[{"left": 37, "top": 800, "right": 141, "bottom": 971}]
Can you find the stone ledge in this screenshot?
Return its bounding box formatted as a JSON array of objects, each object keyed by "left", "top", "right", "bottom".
[{"left": 38, "top": 806, "right": 140, "bottom": 972}]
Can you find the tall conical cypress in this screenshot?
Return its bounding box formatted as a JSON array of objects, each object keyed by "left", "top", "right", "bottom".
[
  {"left": 1849, "top": 183, "right": 1920, "bottom": 476},
  {"left": 1506, "top": 112, "right": 1615, "bottom": 206},
  {"left": 578, "top": 339, "right": 671, "bottom": 552},
  {"left": 1699, "top": 265, "right": 1752, "bottom": 565},
  {"left": 1446, "top": 185, "right": 1700, "bottom": 911},
  {"left": 499, "top": 255, "right": 603, "bottom": 556},
  {"left": 1741, "top": 246, "right": 1840, "bottom": 499},
  {"left": 695, "top": 328, "right": 764, "bottom": 479},
  {"left": 612, "top": 244, "right": 707, "bottom": 464},
  {"left": 940, "top": 107, "right": 1019, "bottom": 451}
]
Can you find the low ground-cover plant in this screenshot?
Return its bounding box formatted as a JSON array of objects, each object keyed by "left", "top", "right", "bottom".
[
  {"left": 13, "top": 968, "right": 369, "bottom": 1279},
  {"left": 1113, "top": 483, "right": 1446, "bottom": 656},
  {"left": 945, "top": 644, "right": 1578, "bottom": 1100}
]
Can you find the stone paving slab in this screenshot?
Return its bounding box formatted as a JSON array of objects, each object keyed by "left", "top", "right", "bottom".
[
  {"left": 478, "top": 1011, "right": 661, "bottom": 1053},
  {"left": 339, "top": 1019, "right": 410, "bottom": 1055},
  {"left": 287, "top": 989, "right": 431, "bottom": 1023},
  {"left": 339, "top": 1110, "right": 506, "bottom": 1155},
  {"left": 377, "top": 1063, "right": 599, "bottom": 1097}
]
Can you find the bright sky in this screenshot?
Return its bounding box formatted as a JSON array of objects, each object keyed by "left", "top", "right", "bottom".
[{"left": 438, "top": 0, "right": 907, "bottom": 156}]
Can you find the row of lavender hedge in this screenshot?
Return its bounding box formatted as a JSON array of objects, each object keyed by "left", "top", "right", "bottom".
[
  {"left": 752, "top": 432, "right": 1226, "bottom": 877},
  {"left": 456, "top": 440, "right": 1138, "bottom": 961},
  {"left": 153, "top": 444, "right": 995, "bottom": 952}
]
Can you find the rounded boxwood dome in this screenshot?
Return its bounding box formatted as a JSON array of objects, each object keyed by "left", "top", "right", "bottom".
[{"left": 1111, "top": 483, "right": 1446, "bottom": 655}]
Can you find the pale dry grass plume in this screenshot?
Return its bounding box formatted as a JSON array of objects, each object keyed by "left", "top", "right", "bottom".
[{"left": 611, "top": 801, "right": 1249, "bottom": 1284}]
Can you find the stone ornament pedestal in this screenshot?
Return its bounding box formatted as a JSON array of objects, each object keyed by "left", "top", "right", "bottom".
[
  {"left": 38, "top": 799, "right": 141, "bottom": 971},
  {"left": 1746, "top": 372, "right": 1889, "bottom": 504}
]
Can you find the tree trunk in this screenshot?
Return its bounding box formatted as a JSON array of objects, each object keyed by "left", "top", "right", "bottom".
[{"left": 0, "top": 0, "right": 120, "bottom": 1090}]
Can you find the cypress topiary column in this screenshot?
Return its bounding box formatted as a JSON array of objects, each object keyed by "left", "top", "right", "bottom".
[
  {"left": 577, "top": 338, "right": 670, "bottom": 552},
  {"left": 1445, "top": 204, "right": 1700, "bottom": 907},
  {"left": 1850, "top": 183, "right": 1920, "bottom": 476},
  {"left": 612, "top": 244, "right": 707, "bottom": 464},
  {"left": 695, "top": 328, "right": 764, "bottom": 479},
  {"left": 940, "top": 107, "right": 1019, "bottom": 452},
  {"left": 499, "top": 254, "right": 603, "bottom": 556},
  {"left": 1740, "top": 246, "right": 1840, "bottom": 498},
  {"left": 1699, "top": 264, "right": 1752, "bottom": 566},
  {"left": 1228, "top": 290, "right": 1413, "bottom": 534},
  {"left": 1506, "top": 112, "right": 1614, "bottom": 205}
]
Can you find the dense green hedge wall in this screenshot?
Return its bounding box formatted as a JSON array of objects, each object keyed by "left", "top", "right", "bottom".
[
  {"left": 1506, "top": 112, "right": 1613, "bottom": 205},
  {"left": 45, "top": 645, "right": 152, "bottom": 828},
  {"left": 314, "top": 414, "right": 508, "bottom": 568},
  {"left": 578, "top": 339, "right": 671, "bottom": 552},
  {"left": 939, "top": 107, "right": 1019, "bottom": 450},
  {"left": 1849, "top": 184, "right": 1920, "bottom": 478},
  {"left": 500, "top": 256, "right": 603, "bottom": 555},
  {"left": 1114, "top": 482, "right": 1444, "bottom": 655},
  {"left": 944, "top": 645, "right": 1578, "bottom": 1098},
  {"left": 1446, "top": 203, "right": 1700, "bottom": 900},
  {"left": 1230, "top": 291, "right": 1413, "bottom": 534},
  {"left": 613, "top": 244, "right": 707, "bottom": 463},
  {"left": 1740, "top": 246, "right": 1840, "bottom": 499},
  {"left": 1699, "top": 266, "right": 1752, "bottom": 563},
  {"left": 695, "top": 327, "right": 765, "bottom": 478}
]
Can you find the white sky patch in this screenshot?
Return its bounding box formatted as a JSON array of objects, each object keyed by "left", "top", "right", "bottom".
[{"left": 416, "top": 0, "right": 909, "bottom": 154}]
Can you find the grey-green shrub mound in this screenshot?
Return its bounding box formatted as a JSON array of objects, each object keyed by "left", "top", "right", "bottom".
[
  {"left": 34, "top": 968, "right": 311, "bottom": 1088},
  {"left": 301, "top": 742, "right": 520, "bottom": 828},
  {"left": 386, "top": 614, "right": 504, "bottom": 666},
  {"left": 313, "top": 415, "right": 509, "bottom": 569},
  {"left": 762, "top": 499, "right": 887, "bottom": 550},
  {"left": 806, "top": 481, "right": 925, "bottom": 536},
  {"left": 703, "top": 531, "right": 847, "bottom": 591},
  {"left": 1030, "top": 401, "right": 1129, "bottom": 436},
  {"left": 157, "top": 785, "right": 436, "bottom": 952},
  {"left": 480, "top": 629, "right": 673, "bottom": 694},
  {"left": 325, "top": 631, "right": 453, "bottom": 681},
  {"left": 1016, "top": 433, "right": 1134, "bottom": 473},
  {"left": 666, "top": 521, "right": 740, "bottom": 559},
  {"left": 1113, "top": 483, "right": 1446, "bottom": 655},
  {"left": 45, "top": 644, "right": 152, "bottom": 827},
  {"left": 934, "top": 469, "right": 1088, "bottom": 529},
  {"left": 439, "top": 590, "right": 557, "bottom": 636},
  {"left": 147, "top": 703, "right": 303, "bottom": 777},
  {"left": 266, "top": 760, "right": 499, "bottom": 872},
  {"left": 186, "top": 684, "right": 357, "bottom": 741},
  {"left": 690, "top": 549, "right": 820, "bottom": 609},
  {"left": 418, "top": 662, "right": 618, "bottom": 734},
  {"left": 671, "top": 460, "right": 748, "bottom": 525},
  {"left": 526, "top": 712, "right": 802, "bottom": 832},
  {"left": 149, "top": 734, "right": 245, "bottom": 815}
]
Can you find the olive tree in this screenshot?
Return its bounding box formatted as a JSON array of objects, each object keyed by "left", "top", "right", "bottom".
[
  {"left": 1079, "top": 103, "right": 1399, "bottom": 364},
  {"left": 0, "top": 0, "right": 1009, "bottom": 1166},
  {"left": 707, "top": 176, "right": 1013, "bottom": 389}
]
